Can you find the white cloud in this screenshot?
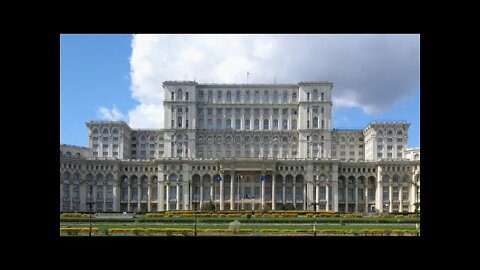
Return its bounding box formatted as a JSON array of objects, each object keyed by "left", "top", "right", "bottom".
[
  {"left": 97, "top": 105, "right": 125, "bottom": 121},
  {"left": 126, "top": 34, "right": 419, "bottom": 128}
]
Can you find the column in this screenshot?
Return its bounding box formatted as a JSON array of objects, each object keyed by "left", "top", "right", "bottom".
[
  {"left": 189, "top": 181, "right": 193, "bottom": 210},
  {"left": 271, "top": 177, "right": 276, "bottom": 210},
  {"left": 113, "top": 181, "right": 119, "bottom": 212},
  {"left": 166, "top": 184, "right": 170, "bottom": 211},
  {"left": 60, "top": 182, "right": 63, "bottom": 211},
  {"left": 354, "top": 185, "right": 358, "bottom": 213},
  {"left": 210, "top": 180, "right": 214, "bottom": 203},
  {"left": 326, "top": 184, "right": 330, "bottom": 211},
  {"left": 80, "top": 184, "right": 86, "bottom": 211},
  {"left": 389, "top": 185, "right": 393, "bottom": 212},
  {"left": 220, "top": 174, "right": 225, "bottom": 210},
  {"left": 399, "top": 186, "right": 403, "bottom": 212},
  {"left": 137, "top": 184, "right": 141, "bottom": 212},
  {"left": 293, "top": 184, "right": 296, "bottom": 209},
  {"left": 176, "top": 183, "right": 181, "bottom": 210},
  {"left": 199, "top": 184, "right": 204, "bottom": 210},
  {"left": 158, "top": 181, "right": 165, "bottom": 211},
  {"left": 332, "top": 164, "right": 339, "bottom": 212},
  {"left": 345, "top": 185, "right": 348, "bottom": 213},
  {"left": 230, "top": 172, "right": 234, "bottom": 210},
  {"left": 103, "top": 184, "right": 107, "bottom": 212},
  {"left": 282, "top": 180, "right": 286, "bottom": 205},
  {"left": 127, "top": 183, "right": 131, "bottom": 212},
  {"left": 183, "top": 182, "right": 189, "bottom": 210},
  {"left": 147, "top": 183, "right": 152, "bottom": 212},
  {"left": 70, "top": 184, "right": 73, "bottom": 211},
  {"left": 376, "top": 167, "right": 383, "bottom": 213},
  {"left": 307, "top": 181, "right": 313, "bottom": 210},
  {"left": 315, "top": 184, "right": 319, "bottom": 211},
  {"left": 261, "top": 176, "right": 265, "bottom": 210},
  {"left": 92, "top": 185, "right": 97, "bottom": 211},
  {"left": 303, "top": 183, "right": 307, "bottom": 210},
  {"left": 364, "top": 186, "right": 369, "bottom": 213}
]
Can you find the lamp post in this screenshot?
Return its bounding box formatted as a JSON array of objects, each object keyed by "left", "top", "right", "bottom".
[
  {"left": 193, "top": 195, "right": 198, "bottom": 237},
  {"left": 86, "top": 197, "right": 93, "bottom": 237},
  {"left": 311, "top": 202, "right": 318, "bottom": 237}
]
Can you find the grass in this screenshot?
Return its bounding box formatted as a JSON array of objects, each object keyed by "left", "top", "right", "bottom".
[{"left": 61, "top": 223, "right": 417, "bottom": 231}]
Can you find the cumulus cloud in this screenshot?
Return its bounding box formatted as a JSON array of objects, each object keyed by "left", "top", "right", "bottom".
[
  {"left": 127, "top": 34, "right": 419, "bottom": 128},
  {"left": 97, "top": 105, "right": 125, "bottom": 121}
]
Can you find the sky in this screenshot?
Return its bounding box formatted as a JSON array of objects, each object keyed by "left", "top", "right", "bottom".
[{"left": 60, "top": 34, "right": 420, "bottom": 148}]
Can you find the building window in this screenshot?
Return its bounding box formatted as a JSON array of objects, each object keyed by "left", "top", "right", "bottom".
[
  {"left": 171, "top": 92, "right": 175, "bottom": 100},
  {"left": 245, "top": 119, "right": 250, "bottom": 130},
  {"left": 208, "top": 90, "right": 213, "bottom": 102},
  {"left": 235, "top": 119, "right": 241, "bottom": 130},
  {"left": 377, "top": 152, "right": 382, "bottom": 158},
  {"left": 254, "top": 119, "right": 260, "bottom": 130},
  {"left": 236, "top": 91, "right": 241, "bottom": 102},
  {"left": 397, "top": 138, "right": 403, "bottom": 142},
  {"left": 292, "top": 93, "right": 297, "bottom": 100},
  {"left": 387, "top": 138, "right": 393, "bottom": 142},
  {"left": 227, "top": 91, "right": 232, "bottom": 102},
  {"left": 292, "top": 120, "right": 297, "bottom": 129},
  {"left": 263, "top": 119, "right": 269, "bottom": 130},
  {"left": 313, "top": 117, "right": 318, "bottom": 128},
  {"left": 377, "top": 138, "right": 382, "bottom": 143},
  {"left": 282, "top": 119, "right": 288, "bottom": 129},
  {"left": 397, "top": 145, "right": 403, "bottom": 150},
  {"left": 273, "top": 119, "right": 278, "bottom": 130}
]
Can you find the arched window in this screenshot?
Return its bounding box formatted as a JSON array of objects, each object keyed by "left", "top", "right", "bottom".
[
  {"left": 216, "top": 90, "right": 222, "bottom": 101},
  {"left": 245, "top": 119, "right": 250, "bottom": 130},
  {"left": 93, "top": 129, "right": 99, "bottom": 134},
  {"left": 254, "top": 119, "right": 259, "bottom": 130},
  {"left": 66, "top": 151, "right": 72, "bottom": 157},
  {"left": 313, "top": 117, "right": 318, "bottom": 128},
  {"left": 171, "top": 92, "right": 175, "bottom": 100},
  {"left": 414, "top": 153, "right": 419, "bottom": 160},
  {"left": 226, "top": 119, "right": 232, "bottom": 129},
  {"left": 199, "top": 91, "right": 204, "bottom": 101},
  {"left": 292, "top": 120, "right": 297, "bottom": 129},
  {"left": 149, "top": 135, "right": 155, "bottom": 141},
  {"left": 273, "top": 91, "right": 278, "bottom": 102},
  {"left": 235, "top": 119, "right": 241, "bottom": 130},
  {"left": 112, "top": 128, "right": 119, "bottom": 134},
  {"left": 282, "top": 119, "right": 288, "bottom": 130},
  {"left": 378, "top": 129, "right": 383, "bottom": 135},
  {"left": 226, "top": 91, "right": 232, "bottom": 102},
  {"left": 263, "top": 119, "right": 269, "bottom": 130},
  {"left": 245, "top": 90, "right": 250, "bottom": 102},
  {"left": 312, "top": 89, "right": 318, "bottom": 100},
  {"left": 387, "top": 130, "right": 393, "bottom": 135},
  {"left": 283, "top": 92, "right": 288, "bottom": 103},
  {"left": 263, "top": 91, "right": 269, "bottom": 103},
  {"left": 75, "top": 152, "right": 81, "bottom": 158},
  {"left": 208, "top": 90, "right": 213, "bottom": 102},
  {"left": 292, "top": 92, "right": 297, "bottom": 100},
  {"left": 141, "top": 135, "right": 146, "bottom": 141},
  {"left": 397, "top": 130, "right": 403, "bottom": 135},
  {"left": 236, "top": 91, "right": 241, "bottom": 102},
  {"left": 273, "top": 119, "right": 278, "bottom": 130},
  {"left": 103, "top": 128, "right": 109, "bottom": 134},
  {"left": 254, "top": 91, "right": 259, "bottom": 102},
  {"left": 177, "top": 89, "right": 183, "bottom": 100}
]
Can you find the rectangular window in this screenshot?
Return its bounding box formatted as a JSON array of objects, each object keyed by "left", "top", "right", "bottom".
[
  {"left": 93, "top": 144, "right": 98, "bottom": 149},
  {"left": 103, "top": 144, "right": 108, "bottom": 148},
  {"left": 177, "top": 107, "right": 182, "bottom": 113},
  {"left": 113, "top": 151, "right": 118, "bottom": 156},
  {"left": 387, "top": 145, "right": 393, "bottom": 150},
  {"left": 377, "top": 138, "right": 382, "bottom": 143},
  {"left": 397, "top": 138, "right": 403, "bottom": 142},
  {"left": 397, "top": 145, "right": 403, "bottom": 150},
  {"left": 113, "top": 137, "right": 118, "bottom": 141},
  {"left": 387, "top": 138, "right": 393, "bottom": 142},
  {"left": 102, "top": 152, "right": 108, "bottom": 156},
  {"left": 207, "top": 108, "right": 212, "bottom": 115},
  {"left": 103, "top": 137, "right": 108, "bottom": 141},
  {"left": 387, "top": 153, "right": 393, "bottom": 157},
  {"left": 377, "top": 153, "right": 382, "bottom": 158}
]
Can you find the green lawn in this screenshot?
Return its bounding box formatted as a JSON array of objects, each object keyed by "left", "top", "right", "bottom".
[{"left": 61, "top": 223, "right": 417, "bottom": 231}]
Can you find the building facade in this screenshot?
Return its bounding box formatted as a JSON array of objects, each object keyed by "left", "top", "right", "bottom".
[{"left": 60, "top": 81, "right": 420, "bottom": 213}]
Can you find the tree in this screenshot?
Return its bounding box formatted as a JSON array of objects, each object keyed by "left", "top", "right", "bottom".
[{"left": 201, "top": 200, "right": 216, "bottom": 212}]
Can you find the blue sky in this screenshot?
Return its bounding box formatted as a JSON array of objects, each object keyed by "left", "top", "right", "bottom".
[{"left": 60, "top": 34, "right": 419, "bottom": 148}]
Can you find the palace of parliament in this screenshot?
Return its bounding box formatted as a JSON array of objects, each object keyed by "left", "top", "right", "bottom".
[{"left": 60, "top": 81, "right": 420, "bottom": 213}]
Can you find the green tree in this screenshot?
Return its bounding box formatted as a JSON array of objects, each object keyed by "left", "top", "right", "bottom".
[{"left": 201, "top": 200, "right": 216, "bottom": 212}]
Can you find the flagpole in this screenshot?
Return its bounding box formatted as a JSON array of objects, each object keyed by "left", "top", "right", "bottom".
[{"left": 247, "top": 72, "right": 249, "bottom": 84}]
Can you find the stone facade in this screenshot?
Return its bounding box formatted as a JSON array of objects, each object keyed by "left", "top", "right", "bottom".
[{"left": 60, "top": 81, "right": 420, "bottom": 213}]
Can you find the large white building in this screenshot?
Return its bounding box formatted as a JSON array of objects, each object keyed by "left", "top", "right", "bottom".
[{"left": 60, "top": 81, "right": 420, "bottom": 213}]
